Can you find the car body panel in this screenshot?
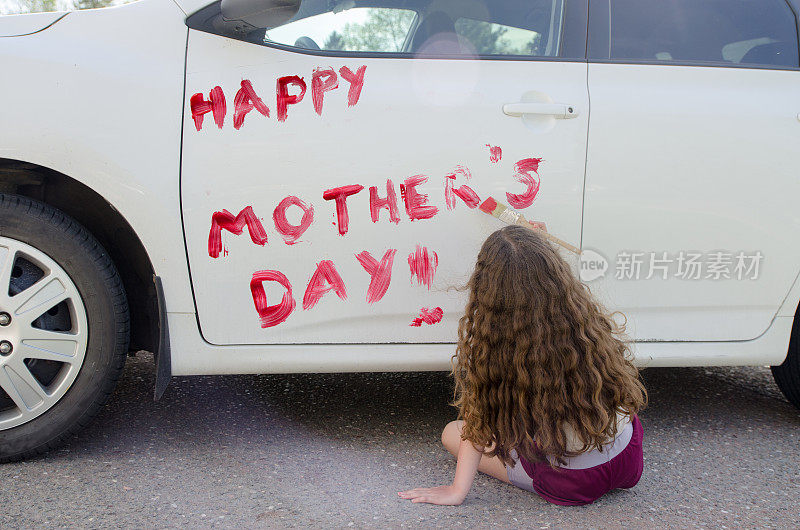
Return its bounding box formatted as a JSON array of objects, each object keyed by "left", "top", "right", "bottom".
[
  {"left": 0, "top": 0, "right": 196, "bottom": 315},
  {"left": 0, "top": 12, "right": 67, "bottom": 37},
  {"left": 583, "top": 64, "right": 800, "bottom": 341},
  {"left": 181, "top": 28, "right": 590, "bottom": 344},
  {"left": 166, "top": 310, "right": 795, "bottom": 375},
  {"left": 0, "top": 0, "right": 798, "bottom": 374}
]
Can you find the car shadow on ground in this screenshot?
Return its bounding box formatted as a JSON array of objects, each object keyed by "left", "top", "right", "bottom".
[
  {"left": 7, "top": 353, "right": 798, "bottom": 527},
  {"left": 237, "top": 362, "right": 800, "bottom": 443},
  {"left": 67, "top": 353, "right": 798, "bottom": 456}
]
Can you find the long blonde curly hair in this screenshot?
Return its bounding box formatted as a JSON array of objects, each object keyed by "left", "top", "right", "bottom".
[{"left": 452, "top": 225, "right": 647, "bottom": 467}]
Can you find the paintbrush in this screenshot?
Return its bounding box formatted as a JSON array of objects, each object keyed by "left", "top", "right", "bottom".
[{"left": 478, "top": 197, "right": 581, "bottom": 255}]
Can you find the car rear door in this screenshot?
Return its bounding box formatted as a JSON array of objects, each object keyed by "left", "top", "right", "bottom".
[
  {"left": 582, "top": 0, "right": 800, "bottom": 341},
  {"left": 180, "top": 0, "right": 590, "bottom": 345}
]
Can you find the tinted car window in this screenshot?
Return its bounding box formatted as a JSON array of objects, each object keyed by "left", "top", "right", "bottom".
[
  {"left": 265, "top": 7, "right": 417, "bottom": 52},
  {"left": 203, "top": 0, "right": 566, "bottom": 58},
  {"left": 454, "top": 18, "right": 553, "bottom": 56},
  {"left": 608, "top": 0, "right": 799, "bottom": 67}
]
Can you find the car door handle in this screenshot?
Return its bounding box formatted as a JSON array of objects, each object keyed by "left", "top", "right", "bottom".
[{"left": 503, "top": 102, "right": 579, "bottom": 119}]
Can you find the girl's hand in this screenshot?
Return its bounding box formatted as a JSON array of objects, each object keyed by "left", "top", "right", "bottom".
[
  {"left": 398, "top": 484, "right": 467, "bottom": 505},
  {"left": 399, "top": 436, "right": 482, "bottom": 506},
  {"left": 529, "top": 220, "right": 548, "bottom": 232}
]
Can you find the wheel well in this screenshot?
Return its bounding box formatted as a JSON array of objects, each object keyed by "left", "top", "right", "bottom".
[{"left": 0, "top": 159, "right": 158, "bottom": 354}]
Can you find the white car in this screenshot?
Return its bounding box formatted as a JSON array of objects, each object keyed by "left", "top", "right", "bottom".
[{"left": 1, "top": 0, "right": 798, "bottom": 461}]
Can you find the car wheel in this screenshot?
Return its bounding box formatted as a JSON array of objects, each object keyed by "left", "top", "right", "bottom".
[
  {"left": 0, "top": 194, "right": 129, "bottom": 462},
  {"left": 771, "top": 307, "right": 800, "bottom": 409}
]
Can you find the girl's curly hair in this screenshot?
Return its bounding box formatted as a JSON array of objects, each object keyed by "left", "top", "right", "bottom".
[{"left": 452, "top": 225, "right": 647, "bottom": 467}]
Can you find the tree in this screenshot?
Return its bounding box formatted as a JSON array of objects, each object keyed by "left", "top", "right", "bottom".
[
  {"left": 522, "top": 34, "right": 543, "bottom": 55},
  {"left": 73, "top": 0, "right": 114, "bottom": 8},
  {"left": 323, "top": 30, "right": 345, "bottom": 51},
  {"left": 455, "top": 19, "right": 509, "bottom": 55},
  {"left": 455, "top": 20, "right": 545, "bottom": 56},
  {"left": 2, "top": 0, "right": 115, "bottom": 14},
  {"left": 317, "top": 9, "right": 542, "bottom": 56},
  {"left": 336, "top": 9, "right": 414, "bottom": 52},
  {"left": 12, "top": 0, "right": 58, "bottom": 12}
]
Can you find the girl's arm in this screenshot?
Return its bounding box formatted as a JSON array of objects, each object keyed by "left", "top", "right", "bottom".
[{"left": 398, "top": 437, "right": 482, "bottom": 505}]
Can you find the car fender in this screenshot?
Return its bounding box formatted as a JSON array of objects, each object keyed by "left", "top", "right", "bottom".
[
  {"left": 0, "top": 0, "right": 194, "bottom": 314},
  {"left": 0, "top": 11, "right": 68, "bottom": 36}
]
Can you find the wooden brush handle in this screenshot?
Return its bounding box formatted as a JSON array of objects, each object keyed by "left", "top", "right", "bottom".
[
  {"left": 517, "top": 220, "right": 582, "bottom": 254},
  {"left": 537, "top": 228, "right": 582, "bottom": 255},
  {"left": 484, "top": 197, "right": 582, "bottom": 254}
]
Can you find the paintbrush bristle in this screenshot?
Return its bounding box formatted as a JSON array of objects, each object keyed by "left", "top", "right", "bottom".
[
  {"left": 477, "top": 196, "right": 581, "bottom": 254},
  {"left": 478, "top": 197, "right": 498, "bottom": 214},
  {"left": 479, "top": 196, "right": 520, "bottom": 224}
]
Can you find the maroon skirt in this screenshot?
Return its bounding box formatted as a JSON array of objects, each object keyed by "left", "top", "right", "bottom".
[{"left": 513, "top": 414, "right": 644, "bottom": 506}]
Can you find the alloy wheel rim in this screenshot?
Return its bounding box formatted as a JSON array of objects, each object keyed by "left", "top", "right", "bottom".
[{"left": 0, "top": 237, "right": 88, "bottom": 430}]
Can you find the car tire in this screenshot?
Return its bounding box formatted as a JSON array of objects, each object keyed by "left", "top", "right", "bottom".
[
  {"left": 0, "top": 193, "right": 129, "bottom": 462},
  {"left": 771, "top": 307, "right": 800, "bottom": 409}
]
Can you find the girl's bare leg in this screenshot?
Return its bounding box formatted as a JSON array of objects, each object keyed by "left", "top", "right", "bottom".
[{"left": 441, "top": 420, "right": 510, "bottom": 484}]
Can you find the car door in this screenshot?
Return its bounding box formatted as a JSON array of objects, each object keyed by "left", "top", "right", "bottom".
[
  {"left": 582, "top": 0, "right": 800, "bottom": 342},
  {"left": 181, "top": 0, "right": 589, "bottom": 345}
]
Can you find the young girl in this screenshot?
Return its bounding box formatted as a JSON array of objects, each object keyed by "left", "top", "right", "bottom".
[{"left": 399, "top": 226, "right": 647, "bottom": 506}]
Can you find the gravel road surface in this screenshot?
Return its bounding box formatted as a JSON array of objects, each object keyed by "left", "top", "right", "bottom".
[{"left": 2, "top": 353, "right": 798, "bottom": 528}]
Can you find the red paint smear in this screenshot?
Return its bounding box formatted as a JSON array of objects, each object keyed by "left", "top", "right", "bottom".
[
  {"left": 486, "top": 144, "right": 503, "bottom": 163},
  {"left": 323, "top": 184, "right": 364, "bottom": 236},
  {"left": 453, "top": 185, "right": 480, "bottom": 208},
  {"left": 506, "top": 158, "right": 542, "bottom": 209},
  {"left": 276, "top": 75, "right": 307, "bottom": 122},
  {"left": 208, "top": 206, "right": 268, "bottom": 258},
  {"left": 444, "top": 166, "right": 479, "bottom": 210},
  {"left": 515, "top": 158, "right": 541, "bottom": 173},
  {"left": 453, "top": 165, "right": 472, "bottom": 180},
  {"left": 444, "top": 175, "right": 458, "bottom": 210},
  {"left": 251, "top": 270, "right": 296, "bottom": 328},
  {"left": 303, "top": 260, "right": 347, "bottom": 310},
  {"left": 339, "top": 65, "right": 367, "bottom": 107},
  {"left": 408, "top": 245, "right": 438, "bottom": 290},
  {"left": 273, "top": 195, "right": 314, "bottom": 245},
  {"left": 402, "top": 175, "right": 438, "bottom": 221},
  {"left": 233, "top": 79, "right": 270, "bottom": 130},
  {"left": 410, "top": 307, "right": 444, "bottom": 327},
  {"left": 369, "top": 179, "right": 401, "bottom": 224},
  {"left": 356, "top": 249, "right": 397, "bottom": 304},
  {"left": 479, "top": 197, "right": 498, "bottom": 214},
  {"left": 311, "top": 67, "right": 339, "bottom": 116},
  {"left": 190, "top": 86, "right": 226, "bottom": 131}
]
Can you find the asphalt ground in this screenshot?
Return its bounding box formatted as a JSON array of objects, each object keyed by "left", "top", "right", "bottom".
[{"left": 2, "top": 352, "right": 798, "bottom": 528}]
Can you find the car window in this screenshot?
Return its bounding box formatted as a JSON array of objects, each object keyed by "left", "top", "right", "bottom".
[
  {"left": 203, "top": 0, "right": 565, "bottom": 58},
  {"left": 454, "top": 18, "right": 553, "bottom": 56},
  {"left": 607, "top": 0, "right": 799, "bottom": 68},
  {"left": 265, "top": 7, "right": 417, "bottom": 52}
]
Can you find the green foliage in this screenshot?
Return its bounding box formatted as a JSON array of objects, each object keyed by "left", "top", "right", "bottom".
[
  {"left": 14, "top": 0, "right": 58, "bottom": 12},
  {"left": 455, "top": 18, "right": 508, "bottom": 55},
  {"left": 321, "top": 8, "right": 543, "bottom": 57},
  {"left": 334, "top": 9, "right": 415, "bottom": 52},
  {"left": 456, "top": 19, "right": 542, "bottom": 56},
  {"left": 323, "top": 30, "right": 345, "bottom": 51},
  {"left": 3, "top": 0, "right": 116, "bottom": 14},
  {"left": 73, "top": 0, "right": 115, "bottom": 8},
  {"left": 523, "top": 34, "right": 543, "bottom": 55}
]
